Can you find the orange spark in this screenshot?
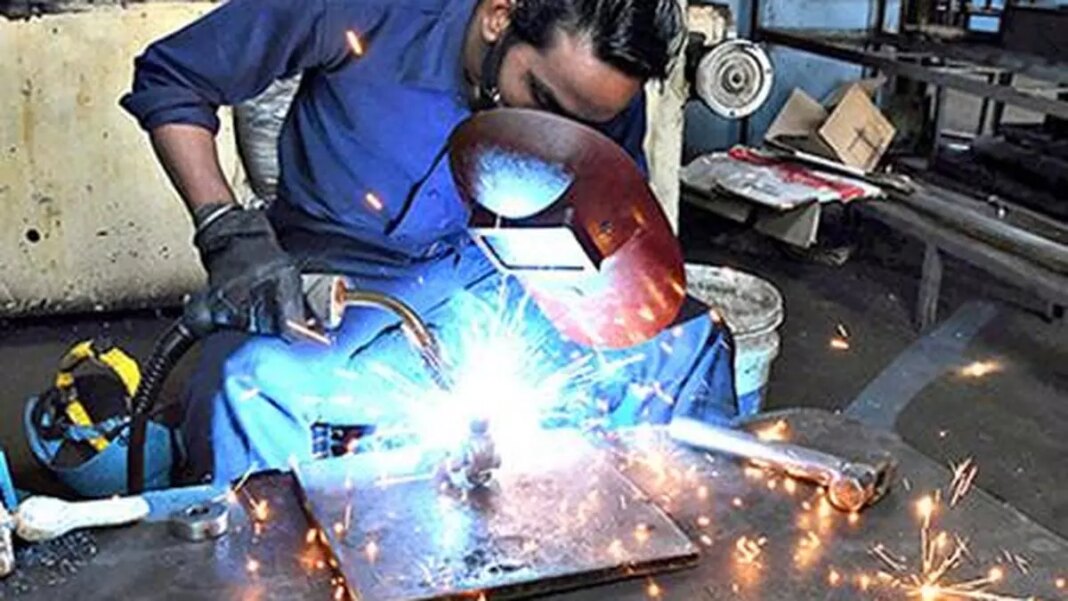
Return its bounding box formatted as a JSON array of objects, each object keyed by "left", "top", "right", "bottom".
[
  {"left": 365, "top": 540, "right": 379, "bottom": 563},
  {"left": 607, "top": 539, "right": 625, "bottom": 559},
  {"left": 817, "top": 497, "right": 833, "bottom": 519},
  {"left": 784, "top": 478, "right": 798, "bottom": 495},
  {"left": 333, "top": 522, "right": 345, "bottom": 535},
  {"left": 734, "top": 535, "right": 767, "bottom": 565},
  {"left": 848, "top": 512, "right": 861, "bottom": 525},
  {"left": 857, "top": 573, "right": 872, "bottom": 591},
  {"left": 334, "top": 584, "right": 345, "bottom": 601},
  {"left": 754, "top": 420, "right": 790, "bottom": 442},
  {"left": 1055, "top": 577, "right": 1065, "bottom": 589},
  {"left": 830, "top": 337, "right": 850, "bottom": 350},
  {"left": 697, "top": 516, "right": 711, "bottom": 528},
  {"left": 646, "top": 579, "right": 662, "bottom": 598},
  {"left": 638, "top": 306, "right": 656, "bottom": 322},
  {"left": 743, "top": 466, "right": 765, "bottom": 480},
  {"left": 306, "top": 528, "right": 317, "bottom": 544},
  {"left": 828, "top": 568, "right": 841, "bottom": 586},
  {"left": 346, "top": 30, "right": 364, "bottom": 56},
  {"left": 246, "top": 558, "right": 260, "bottom": 574},
  {"left": 959, "top": 360, "right": 1001, "bottom": 378},
  {"left": 949, "top": 458, "right": 978, "bottom": 507},
  {"left": 988, "top": 566, "right": 1004, "bottom": 582},
  {"left": 697, "top": 485, "right": 709, "bottom": 500},
  {"left": 732, "top": 497, "right": 744, "bottom": 508},
  {"left": 634, "top": 523, "right": 651, "bottom": 544},
  {"left": 700, "top": 534, "right": 714, "bottom": 547},
  {"left": 365, "top": 192, "right": 384, "bottom": 212},
  {"left": 250, "top": 498, "right": 269, "bottom": 522},
  {"left": 917, "top": 495, "right": 936, "bottom": 521}
]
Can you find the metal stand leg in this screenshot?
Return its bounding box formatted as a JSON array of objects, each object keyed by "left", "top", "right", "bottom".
[
  {"left": 916, "top": 242, "right": 943, "bottom": 331},
  {"left": 990, "top": 72, "right": 1015, "bottom": 135},
  {"left": 930, "top": 85, "right": 946, "bottom": 162},
  {"left": 976, "top": 71, "right": 998, "bottom": 136}
]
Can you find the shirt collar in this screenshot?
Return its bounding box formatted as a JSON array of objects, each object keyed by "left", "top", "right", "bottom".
[{"left": 398, "top": 0, "right": 480, "bottom": 93}]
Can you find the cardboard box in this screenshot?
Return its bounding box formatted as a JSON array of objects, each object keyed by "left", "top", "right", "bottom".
[{"left": 765, "top": 80, "right": 896, "bottom": 172}]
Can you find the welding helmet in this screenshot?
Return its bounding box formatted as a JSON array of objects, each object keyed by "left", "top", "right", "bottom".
[
  {"left": 24, "top": 338, "right": 175, "bottom": 497},
  {"left": 448, "top": 108, "right": 686, "bottom": 349}
]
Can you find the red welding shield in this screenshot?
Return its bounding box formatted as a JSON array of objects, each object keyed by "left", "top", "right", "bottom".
[{"left": 448, "top": 109, "right": 686, "bottom": 349}]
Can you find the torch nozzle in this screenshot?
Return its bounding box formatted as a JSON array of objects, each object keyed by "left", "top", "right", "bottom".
[{"left": 321, "top": 283, "right": 453, "bottom": 392}]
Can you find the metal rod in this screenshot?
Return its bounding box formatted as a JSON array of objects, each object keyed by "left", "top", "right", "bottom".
[
  {"left": 668, "top": 418, "right": 887, "bottom": 512},
  {"left": 758, "top": 28, "right": 1068, "bottom": 120}
]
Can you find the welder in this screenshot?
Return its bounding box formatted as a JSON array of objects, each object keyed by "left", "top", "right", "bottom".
[{"left": 121, "top": 0, "right": 740, "bottom": 485}]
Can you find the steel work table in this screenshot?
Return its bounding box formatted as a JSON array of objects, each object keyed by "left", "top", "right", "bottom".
[{"left": 8, "top": 409, "right": 1067, "bottom": 600}]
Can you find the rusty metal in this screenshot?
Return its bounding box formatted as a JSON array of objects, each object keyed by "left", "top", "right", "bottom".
[
  {"left": 448, "top": 109, "right": 686, "bottom": 349},
  {"left": 296, "top": 430, "right": 698, "bottom": 601}
]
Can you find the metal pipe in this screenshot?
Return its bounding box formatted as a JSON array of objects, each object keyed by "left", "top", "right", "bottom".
[{"left": 669, "top": 417, "right": 892, "bottom": 512}]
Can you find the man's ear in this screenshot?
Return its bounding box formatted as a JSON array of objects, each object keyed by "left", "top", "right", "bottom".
[{"left": 479, "top": 0, "right": 513, "bottom": 44}]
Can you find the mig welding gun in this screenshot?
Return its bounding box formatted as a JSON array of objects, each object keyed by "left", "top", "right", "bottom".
[{"left": 126, "top": 109, "right": 688, "bottom": 493}]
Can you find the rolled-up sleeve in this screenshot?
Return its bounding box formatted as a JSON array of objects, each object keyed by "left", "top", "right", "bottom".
[{"left": 120, "top": 0, "right": 349, "bottom": 133}]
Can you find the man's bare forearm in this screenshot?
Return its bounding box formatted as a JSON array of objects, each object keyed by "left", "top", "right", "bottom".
[{"left": 149, "top": 123, "right": 236, "bottom": 214}]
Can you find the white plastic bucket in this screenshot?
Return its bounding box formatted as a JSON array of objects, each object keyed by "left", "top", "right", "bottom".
[{"left": 685, "top": 264, "right": 785, "bottom": 415}]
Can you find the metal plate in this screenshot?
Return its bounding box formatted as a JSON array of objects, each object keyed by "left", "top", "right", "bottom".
[{"left": 296, "top": 431, "right": 698, "bottom": 601}]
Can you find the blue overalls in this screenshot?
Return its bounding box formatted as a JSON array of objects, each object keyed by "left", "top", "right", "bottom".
[{"left": 122, "top": 0, "right": 739, "bottom": 484}]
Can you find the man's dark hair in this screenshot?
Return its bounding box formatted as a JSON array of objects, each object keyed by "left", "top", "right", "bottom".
[{"left": 510, "top": 0, "right": 684, "bottom": 80}]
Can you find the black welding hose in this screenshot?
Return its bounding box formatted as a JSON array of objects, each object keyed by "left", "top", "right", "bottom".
[{"left": 126, "top": 319, "right": 198, "bottom": 494}]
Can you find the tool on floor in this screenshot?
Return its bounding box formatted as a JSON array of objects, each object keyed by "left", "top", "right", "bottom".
[
  {"left": 669, "top": 417, "right": 895, "bottom": 512},
  {"left": 126, "top": 275, "right": 450, "bottom": 494},
  {"left": 12, "top": 495, "right": 149, "bottom": 543},
  {"left": 168, "top": 501, "right": 229, "bottom": 542}
]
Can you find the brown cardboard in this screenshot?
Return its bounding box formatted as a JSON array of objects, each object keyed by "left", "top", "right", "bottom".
[{"left": 764, "top": 81, "right": 896, "bottom": 172}]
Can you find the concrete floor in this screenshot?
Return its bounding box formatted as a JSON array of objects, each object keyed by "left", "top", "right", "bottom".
[{"left": 0, "top": 207, "right": 1065, "bottom": 539}]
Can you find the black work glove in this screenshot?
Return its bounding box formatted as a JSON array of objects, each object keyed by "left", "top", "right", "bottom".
[{"left": 190, "top": 203, "right": 305, "bottom": 340}]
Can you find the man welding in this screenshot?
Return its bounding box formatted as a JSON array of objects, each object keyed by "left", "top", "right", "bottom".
[{"left": 122, "top": 0, "right": 740, "bottom": 485}]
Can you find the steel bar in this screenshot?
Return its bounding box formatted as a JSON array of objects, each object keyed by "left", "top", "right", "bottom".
[
  {"left": 758, "top": 28, "right": 1068, "bottom": 120},
  {"left": 668, "top": 418, "right": 892, "bottom": 513},
  {"left": 859, "top": 201, "right": 1068, "bottom": 304},
  {"left": 891, "top": 184, "right": 1068, "bottom": 274}
]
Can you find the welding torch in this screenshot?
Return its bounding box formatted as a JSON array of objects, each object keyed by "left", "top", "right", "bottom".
[{"left": 126, "top": 275, "right": 452, "bottom": 494}]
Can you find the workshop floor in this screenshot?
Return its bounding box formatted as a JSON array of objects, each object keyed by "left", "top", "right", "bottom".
[{"left": 0, "top": 208, "right": 1065, "bottom": 539}]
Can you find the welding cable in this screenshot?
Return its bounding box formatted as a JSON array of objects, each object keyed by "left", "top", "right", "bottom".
[{"left": 126, "top": 319, "right": 198, "bottom": 494}]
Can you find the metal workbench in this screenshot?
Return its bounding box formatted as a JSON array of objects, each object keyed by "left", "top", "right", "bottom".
[{"left": 6, "top": 409, "right": 1066, "bottom": 600}]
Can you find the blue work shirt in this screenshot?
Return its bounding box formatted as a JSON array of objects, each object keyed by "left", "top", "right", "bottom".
[{"left": 121, "top": 0, "right": 649, "bottom": 267}]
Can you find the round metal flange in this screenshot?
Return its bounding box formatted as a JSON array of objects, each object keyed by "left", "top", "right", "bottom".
[
  {"left": 696, "top": 40, "right": 774, "bottom": 119},
  {"left": 168, "top": 501, "right": 229, "bottom": 542}
]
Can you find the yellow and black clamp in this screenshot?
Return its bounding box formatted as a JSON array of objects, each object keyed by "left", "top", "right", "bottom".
[{"left": 53, "top": 338, "right": 141, "bottom": 452}]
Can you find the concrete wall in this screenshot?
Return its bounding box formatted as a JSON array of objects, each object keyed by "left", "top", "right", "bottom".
[
  {"left": 0, "top": 5, "right": 244, "bottom": 317},
  {"left": 1, "top": 2, "right": 694, "bottom": 316}
]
